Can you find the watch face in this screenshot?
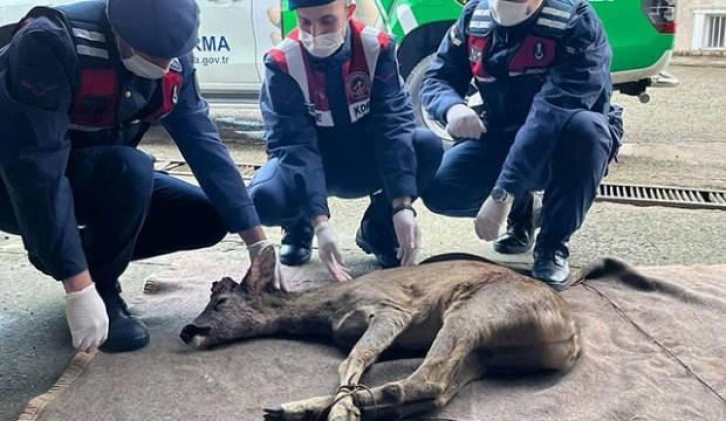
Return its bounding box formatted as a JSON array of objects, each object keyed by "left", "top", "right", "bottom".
[{"left": 491, "top": 187, "right": 506, "bottom": 201}]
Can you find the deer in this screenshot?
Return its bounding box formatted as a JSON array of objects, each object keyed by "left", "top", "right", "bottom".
[{"left": 180, "top": 244, "right": 592, "bottom": 421}]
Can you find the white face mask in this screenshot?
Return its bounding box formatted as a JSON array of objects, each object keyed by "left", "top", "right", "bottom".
[
  {"left": 122, "top": 54, "right": 168, "bottom": 79},
  {"left": 300, "top": 27, "right": 346, "bottom": 58},
  {"left": 490, "top": 0, "right": 532, "bottom": 27}
]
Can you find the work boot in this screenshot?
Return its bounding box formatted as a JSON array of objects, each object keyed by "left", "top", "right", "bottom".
[
  {"left": 279, "top": 221, "right": 313, "bottom": 266},
  {"left": 355, "top": 194, "right": 399, "bottom": 268},
  {"left": 531, "top": 240, "right": 571, "bottom": 292},
  {"left": 493, "top": 192, "right": 542, "bottom": 255},
  {"left": 98, "top": 285, "right": 150, "bottom": 353}
]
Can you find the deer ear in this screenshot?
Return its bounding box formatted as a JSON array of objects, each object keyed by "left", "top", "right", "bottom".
[
  {"left": 239, "top": 244, "right": 279, "bottom": 294},
  {"left": 211, "top": 276, "right": 239, "bottom": 296}
]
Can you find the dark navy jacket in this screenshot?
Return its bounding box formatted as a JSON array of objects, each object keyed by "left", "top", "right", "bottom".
[
  {"left": 421, "top": 0, "right": 619, "bottom": 196},
  {"left": 0, "top": 0, "right": 259, "bottom": 281},
  {"left": 260, "top": 20, "right": 418, "bottom": 221}
]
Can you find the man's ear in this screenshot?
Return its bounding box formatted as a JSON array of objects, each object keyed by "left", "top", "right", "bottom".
[
  {"left": 346, "top": 1, "right": 357, "bottom": 19},
  {"left": 239, "top": 244, "right": 278, "bottom": 294}
]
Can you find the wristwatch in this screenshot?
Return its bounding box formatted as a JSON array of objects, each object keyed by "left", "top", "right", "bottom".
[{"left": 490, "top": 187, "right": 513, "bottom": 203}]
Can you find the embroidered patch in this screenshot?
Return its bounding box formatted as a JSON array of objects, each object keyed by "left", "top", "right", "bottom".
[
  {"left": 346, "top": 71, "right": 370, "bottom": 102},
  {"left": 469, "top": 45, "right": 482, "bottom": 63}
]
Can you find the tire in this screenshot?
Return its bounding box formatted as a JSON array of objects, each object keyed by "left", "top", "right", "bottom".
[
  {"left": 0, "top": 24, "right": 15, "bottom": 49},
  {"left": 404, "top": 52, "right": 484, "bottom": 148}
]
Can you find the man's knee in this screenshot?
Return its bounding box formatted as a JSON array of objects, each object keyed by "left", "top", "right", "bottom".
[
  {"left": 421, "top": 180, "right": 481, "bottom": 218},
  {"left": 81, "top": 146, "right": 155, "bottom": 205},
  {"left": 192, "top": 204, "right": 227, "bottom": 248},
  {"left": 413, "top": 128, "right": 444, "bottom": 177},
  {"left": 249, "top": 160, "right": 297, "bottom": 226},
  {"left": 249, "top": 184, "right": 288, "bottom": 226},
  {"left": 562, "top": 111, "right": 612, "bottom": 159}
]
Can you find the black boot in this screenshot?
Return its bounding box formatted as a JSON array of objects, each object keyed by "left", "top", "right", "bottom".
[
  {"left": 493, "top": 192, "right": 541, "bottom": 255},
  {"left": 97, "top": 283, "right": 150, "bottom": 353},
  {"left": 532, "top": 239, "right": 571, "bottom": 292},
  {"left": 355, "top": 193, "right": 399, "bottom": 269},
  {"left": 279, "top": 221, "right": 313, "bottom": 266}
]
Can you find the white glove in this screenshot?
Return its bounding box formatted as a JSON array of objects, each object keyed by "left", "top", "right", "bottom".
[
  {"left": 475, "top": 195, "right": 513, "bottom": 241},
  {"left": 247, "top": 240, "right": 286, "bottom": 291},
  {"left": 393, "top": 208, "right": 420, "bottom": 266},
  {"left": 445, "top": 104, "right": 486, "bottom": 140},
  {"left": 65, "top": 283, "right": 109, "bottom": 353},
  {"left": 314, "top": 222, "right": 352, "bottom": 282}
]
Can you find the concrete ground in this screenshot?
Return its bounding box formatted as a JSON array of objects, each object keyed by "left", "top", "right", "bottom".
[{"left": 1, "top": 64, "right": 725, "bottom": 421}]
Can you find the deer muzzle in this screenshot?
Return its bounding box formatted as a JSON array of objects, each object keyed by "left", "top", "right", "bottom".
[{"left": 180, "top": 324, "right": 212, "bottom": 348}]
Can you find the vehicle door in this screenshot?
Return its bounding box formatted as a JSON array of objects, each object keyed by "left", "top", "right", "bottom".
[{"left": 195, "top": 0, "right": 259, "bottom": 95}]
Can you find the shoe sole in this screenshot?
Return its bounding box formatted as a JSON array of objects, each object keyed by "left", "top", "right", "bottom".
[
  {"left": 492, "top": 242, "right": 534, "bottom": 255},
  {"left": 280, "top": 253, "right": 311, "bottom": 266},
  {"left": 355, "top": 231, "right": 399, "bottom": 269},
  {"left": 99, "top": 332, "right": 150, "bottom": 353}
]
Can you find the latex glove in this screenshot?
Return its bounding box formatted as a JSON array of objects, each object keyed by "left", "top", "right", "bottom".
[
  {"left": 247, "top": 240, "right": 286, "bottom": 292},
  {"left": 314, "top": 222, "right": 352, "bottom": 282},
  {"left": 393, "top": 208, "right": 420, "bottom": 266},
  {"left": 445, "top": 104, "right": 486, "bottom": 140},
  {"left": 65, "top": 283, "right": 109, "bottom": 353},
  {"left": 475, "top": 195, "right": 513, "bottom": 241}
]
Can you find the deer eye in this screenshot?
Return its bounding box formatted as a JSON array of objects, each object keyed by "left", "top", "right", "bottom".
[{"left": 213, "top": 297, "right": 228, "bottom": 311}]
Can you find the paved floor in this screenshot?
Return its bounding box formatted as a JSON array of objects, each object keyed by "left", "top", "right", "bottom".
[{"left": 1, "top": 64, "right": 725, "bottom": 420}]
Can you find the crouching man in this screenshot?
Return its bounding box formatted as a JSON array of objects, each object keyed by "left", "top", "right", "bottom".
[
  {"left": 0, "top": 0, "right": 282, "bottom": 353},
  {"left": 249, "top": 0, "right": 443, "bottom": 281},
  {"left": 420, "top": 0, "right": 624, "bottom": 291}
]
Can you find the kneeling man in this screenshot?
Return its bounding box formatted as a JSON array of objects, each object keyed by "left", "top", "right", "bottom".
[{"left": 250, "top": 0, "right": 443, "bottom": 281}]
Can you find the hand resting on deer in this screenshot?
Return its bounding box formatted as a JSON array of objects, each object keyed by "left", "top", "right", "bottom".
[{"left": 180, "top": 245, "right": 584, "bottom": 420}]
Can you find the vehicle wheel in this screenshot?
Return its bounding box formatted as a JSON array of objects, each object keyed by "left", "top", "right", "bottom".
[
  {"left": 404, "top": 52, "right": 484, "bottom": 148},
  {"left": 0, "top": 24, "right": 15, "bottom": 48}
]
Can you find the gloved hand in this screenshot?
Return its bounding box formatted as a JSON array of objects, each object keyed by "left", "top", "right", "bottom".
[
  {"left": 65, "top": 283, "right": 109, "bottom": 353},
  {"left": 314, "top": 221, "right": 352, "bottom": 282},
  {"left": 475, "top": 195, "right": 513, "bottom": 241},
  {"left": 445, "top": 104, "right": 486, "bottom": 140},
  {"left": 393, "top": 208, "right": 420, "bottom": 266},
  {"left": 247, "top": 240, "right": 286, "bottom": 291}
]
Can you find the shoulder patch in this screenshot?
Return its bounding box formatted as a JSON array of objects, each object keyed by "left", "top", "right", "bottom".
[
  {"left": 533, "top": 0, "right": 579, "bottom": 38},
  {"left": 467, "top": 2, "right": 493, "bottom": 36}
]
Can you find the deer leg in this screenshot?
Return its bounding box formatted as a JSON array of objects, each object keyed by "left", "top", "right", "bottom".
[
  {"left": 345, "top": 314, "right": 485, "bottom": 420},
  {"left": 265, "top": 310, "right": 413, "bottom": 421},
  {"left": 328, "top": 310, "right": 413, "bottom": 421}
]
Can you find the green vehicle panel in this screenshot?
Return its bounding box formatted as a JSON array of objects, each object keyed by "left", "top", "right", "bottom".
[{"left": 280, "top": 0, "right": 677, "bottom": 91}]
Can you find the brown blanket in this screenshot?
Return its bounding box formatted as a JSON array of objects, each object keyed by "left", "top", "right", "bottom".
[{"left": 20, "top": 254, "right": 726, "bottom": 421}]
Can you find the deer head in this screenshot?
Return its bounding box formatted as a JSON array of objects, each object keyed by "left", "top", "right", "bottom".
[{"left": 179, "top": 244, "right": 283, "bottom": 349}]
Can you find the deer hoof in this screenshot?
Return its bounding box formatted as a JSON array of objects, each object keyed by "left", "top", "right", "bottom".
[
  {"left": 263, "top": 406, "right": 284, "bottom": 421},
  {"left": 264, "top": 396, "right": 333, "bottom": 421}
]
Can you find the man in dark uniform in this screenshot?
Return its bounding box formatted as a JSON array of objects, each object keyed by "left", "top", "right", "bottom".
[
  {"left": 0, "top": 0, "right": 282, "bottom": 353},
  {"left": 249, "top": 0, "right": 443, "bottom": 281},
  {"left": 420, "top": 0, "right": 624, "bottom": 291}
]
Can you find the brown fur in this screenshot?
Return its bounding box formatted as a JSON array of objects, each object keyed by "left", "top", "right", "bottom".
[{"left": 181, "top": 246, "right": 587, "bottom": 421}]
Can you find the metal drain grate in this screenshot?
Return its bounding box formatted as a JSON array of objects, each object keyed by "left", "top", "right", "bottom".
[
  {"left": 154, "top": 159, "right": 726, "bottom": 211},
  {"left": 155, "top": 159, "right": 261, "bottom": 179},
  {"left": 597, "top": 183, "right": 726, "bottom": 210}
]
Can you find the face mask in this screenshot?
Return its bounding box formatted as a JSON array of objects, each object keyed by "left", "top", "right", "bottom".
[
  {"left": 490, "top": 0, "right": 532, "bottom": 27},
  {"left": 300, "top": 27, "right": 346, "bottom": 58},
  {"left": 121, "top": 54, "right": 168, "bottom": 79}
]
